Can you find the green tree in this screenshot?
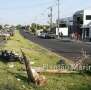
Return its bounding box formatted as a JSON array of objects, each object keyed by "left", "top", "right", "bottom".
[
  {"left": 30, "top": 23, "right": 37, "bottom": 33},
  {"left": 0, "top": 25, "right": 2, "bottom": 30},
  {"left": 16, "top": 24, "right": 22, "bottom": 30}
]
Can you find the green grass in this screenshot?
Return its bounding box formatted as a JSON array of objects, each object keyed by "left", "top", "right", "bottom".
[
  {"left": 0, "top": 30, "right": 91, "bottom": 90},
  {"left": 0, "top": 62, "right": 91, "bottom": 90},
  {"left": 1, "top": 30, "right": 61, "bottom": 66}
]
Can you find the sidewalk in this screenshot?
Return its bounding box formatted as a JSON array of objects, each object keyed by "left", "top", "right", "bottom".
[
  {"left": 56, "top": 37, "right": 71, "bottom": 41},
  {"left": 71, "top": 39, "right": 91, "bottom": 44},
  {"left": 84, "top": 41, "right": 91, "bottom": 45},
  {"left": 57, "top": 37, "right": 91, "bottom": 44}
]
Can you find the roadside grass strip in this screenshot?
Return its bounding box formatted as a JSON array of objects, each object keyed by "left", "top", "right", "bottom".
[{"left": 0, "top": 30, "right": 91, "bottom": 90}]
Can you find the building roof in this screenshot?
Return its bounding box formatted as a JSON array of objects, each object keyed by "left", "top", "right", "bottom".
[
  {"left": 56, "top": 17, "right": 73, "bottom": 26},
  {"left": 74, "top": 10, "right": 84, "bottom": 16},
  {"left": 74, "top": 9, "right": 91, "bottom": 16}
]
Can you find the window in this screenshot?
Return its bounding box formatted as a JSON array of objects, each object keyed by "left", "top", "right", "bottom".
[
  {"left": 86, "top": 15, "right": 91, "bottom": 20},
  {"left": 59, "top": 24, "right": 67, "bottom": 28},
  {"left": 76, "top": 16, "right": 83, "bottom": 24}
]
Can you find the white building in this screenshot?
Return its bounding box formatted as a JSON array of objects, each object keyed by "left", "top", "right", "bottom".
[
  {"left": 73, "top": 9, "right": 91, "bottom": 40},
  {"left": 56, "top": 26, "right": 68, "bottom": 36},
  {"left": 56, "top": 20, "right": 69, "bottom": 37}
]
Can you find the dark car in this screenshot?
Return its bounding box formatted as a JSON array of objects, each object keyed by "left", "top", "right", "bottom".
[
  {"left": 46, "top": 33, "right": 56, "bottom": 39},
  {"left": 39, "top": 32, "right": 55, "bottom": 39}
]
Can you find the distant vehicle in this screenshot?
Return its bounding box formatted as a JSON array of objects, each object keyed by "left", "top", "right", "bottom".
[
  {"left": 39, "top": 32, "right": 46, "bottom": 38},
  {"left": 46, "top": 32, "right": 56, "bottom": 39},
  {"left": 39, "top": 32, "right": 55, "bottom": 39},
  {"left": 24, "top": 30, "right": 29, "bottom": 33},
  {"left": 36, "top": 29, "right": 43, "bottom": 37}
]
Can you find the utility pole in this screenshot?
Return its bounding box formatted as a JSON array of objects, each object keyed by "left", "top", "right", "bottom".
[
  {"left": 50, "top": 7, "right": 53, "bottom": 31},
  {"left": 48, "top": 7, "right": 53, "bottom": 31},
  {"left": 57, "top": 0, "right": 60, "bottom": 39}
]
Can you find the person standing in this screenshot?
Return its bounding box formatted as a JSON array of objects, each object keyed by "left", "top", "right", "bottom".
[{"left": 60, "top": 32, "right": 63, "bottom": 39}]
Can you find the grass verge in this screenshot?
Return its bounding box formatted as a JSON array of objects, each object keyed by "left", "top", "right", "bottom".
[{"left": 0, "top": 30, "right": 91, "bottom": 90}]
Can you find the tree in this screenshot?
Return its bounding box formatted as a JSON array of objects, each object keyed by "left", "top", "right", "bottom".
[
  {"left": 30, "top": 23, "right": 36, "bottom": 33},
  {"left": 16, "top": 24, "right": 22, "bottom": 30},
  {"left": 0, "top": 25, "right": 2, "bottom": 30},
  {"left": 25, "top": 25, "right": 31, "bottom": 31}
]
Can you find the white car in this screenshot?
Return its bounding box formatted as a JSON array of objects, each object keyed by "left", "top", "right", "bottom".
[{"left": 39, "top": 32, "right": 47, "bottom": 38}]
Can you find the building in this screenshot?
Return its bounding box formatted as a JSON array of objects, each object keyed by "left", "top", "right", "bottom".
[
  {"left": 73, "top": 9, "right": 91, "bottom": 40},
  {"left": 56, "top": 17, "right": 73, "bottom": 37},
  {"left": 56, "top": 20, "right": 68, "bottom": 36}
]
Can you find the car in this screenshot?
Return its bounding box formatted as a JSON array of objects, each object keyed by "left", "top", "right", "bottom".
[
  {"left": 47, "top": 33, "right": 56, "bottom": 39},
  {"left": 39, "top": 32, "right": 47, "bottom": 38},
  {"left": 39, "top": 32, "right": 55, "bottom": 39},
  {"left": 24, "top": 30, "right": 29, "bottom": 33}
]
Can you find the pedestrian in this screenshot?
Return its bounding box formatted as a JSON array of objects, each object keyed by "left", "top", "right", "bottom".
[
  {"left": 77, "top": 33, "right": 80, "bottom": 40},
  {"left": 60, "top": 32, "right": 63, "bottom": 39}
]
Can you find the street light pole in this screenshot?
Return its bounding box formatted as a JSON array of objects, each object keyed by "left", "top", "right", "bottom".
[
  {"left": 50, "top": 7, "right": 53, "bottom": 31},
  {"left": 57, "top": 0, "right": 60, "bottom": 39},
  {"left": 48, "top": 7, "right": 53, "bottom": 31}
]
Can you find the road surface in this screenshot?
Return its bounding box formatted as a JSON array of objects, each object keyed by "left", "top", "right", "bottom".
[{"left": 20, "top": 30, "right": 91, "bottom": 61}]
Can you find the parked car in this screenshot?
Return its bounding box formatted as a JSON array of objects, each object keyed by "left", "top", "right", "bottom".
[
  {"left": 39, "top": 32, "right": 47, "bottom": 38},
  {"left": 39, "top": 32, "right": 55, "bottom": 39},
  {"left": 47, "top": 32, "right": 56, "bottom": 39}
]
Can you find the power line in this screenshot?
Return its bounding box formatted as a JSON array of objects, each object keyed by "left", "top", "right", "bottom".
[{"left": 31, "top": 0, "right": 58, "bottom": 24}]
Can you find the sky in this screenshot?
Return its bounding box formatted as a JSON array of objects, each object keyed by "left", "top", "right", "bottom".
[{"left": 0, "top": 0, "right": 91, "bottom": 25}]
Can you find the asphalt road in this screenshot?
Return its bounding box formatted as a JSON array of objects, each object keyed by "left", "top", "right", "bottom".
[{"left": 20, "top": 30, "right": 91, "bottom": 61}]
